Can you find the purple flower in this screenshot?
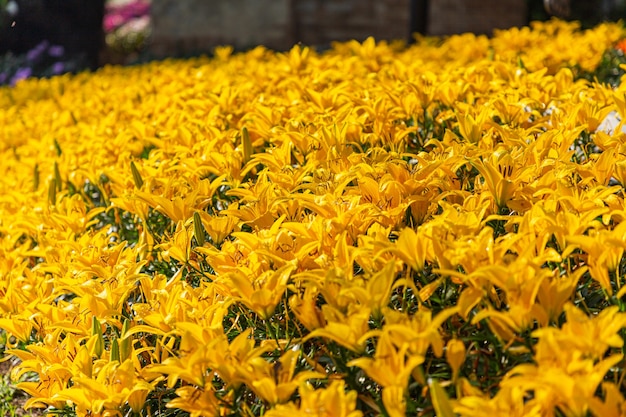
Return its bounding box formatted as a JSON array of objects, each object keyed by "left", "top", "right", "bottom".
[
  {"left": 48, "top": 45, "right": 65, "bottom": 58},
  {"left": 10, "top": 67, "right": 32, "bottom": 85},
  {"left": 51, "top": 62, "right": 64, "bottom": 75},
  {"left": 26, "top": 41, "right": 49, "bottom": 62},
  {"left": 0, "top": 72, "right": 7, "bottom": 85}
]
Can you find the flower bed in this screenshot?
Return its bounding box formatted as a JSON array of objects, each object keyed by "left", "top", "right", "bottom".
[{"left": 1, "top": 19, "right": 626, "bottom": 417}]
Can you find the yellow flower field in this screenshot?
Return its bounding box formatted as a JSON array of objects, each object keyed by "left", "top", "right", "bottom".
[{"left": 2, "top": 19, "right": 626, "bottom": 417}]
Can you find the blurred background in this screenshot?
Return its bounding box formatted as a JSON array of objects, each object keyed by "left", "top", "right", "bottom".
[{"left": 0, "top": 0, "right": 625, "bottom": 85}]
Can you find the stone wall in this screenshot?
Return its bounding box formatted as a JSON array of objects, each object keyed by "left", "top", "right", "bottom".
[
  {"left": 150, "top": 0, "right": 293, "bottom": 54},
  {"left": 292, "top": 0, "right": 410, "bottom": 47},
  {"left": 428, "top": 0, "right": 527, "bottom": 36},
  {"left": 149, "top": 0, "right": 528, "bottom": 56}
]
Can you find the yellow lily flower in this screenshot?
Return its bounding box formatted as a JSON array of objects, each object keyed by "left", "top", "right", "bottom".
[
  {"left": 500, "top": 303, "right": 626, "bottom": 416},
  {"left": 289, "top": 286, "right": 325, "bottom": 331},
  {"left": 305, "top": 304, "right": 371, "bottom": 353},
  {"left": 469, "top": 149, "right": 533, "bottom": 211},
  {"left": 456, "top": 109, "right": 490, "bottom": 144},
  {"left": 224, "top": 263, "right": 295, "bottom": 320},
  {"left": 588, "top": 382, "right": 626, "bottom": 417},
  {"left": 348, "top": 332, "right": 424, "bottom": 389},
  {"left": 383, "top": 306, "right": 459, "bottom": 357},
  {"left": 387, "top": 226, "right": 431, "bottom": 273},
  {"left": 348, "top": 332, "right": 422, "bottom": 417},
  {"left": 53, "top": 359, "right": 154, "bottom": 416},
  {"left": 244, "top": 347, "right": 324, "bottom": 405},
  {"left": 454, "top": 384, "right": 544, "bottom": 417},
  {"left": 265, "top": 380, "right": 363, "bottom": 417},
  {"left": 165, "top": 385, "right": 221, "bottom": 417}
]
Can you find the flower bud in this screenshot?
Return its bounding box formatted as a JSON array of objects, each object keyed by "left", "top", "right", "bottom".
[{"left": 446, "top": 338, "right": 466, "bottom": 382}]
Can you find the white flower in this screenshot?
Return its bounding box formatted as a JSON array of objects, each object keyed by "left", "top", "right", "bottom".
[{"left": 5, "top": 1, "right": 18, "bottom": 16}]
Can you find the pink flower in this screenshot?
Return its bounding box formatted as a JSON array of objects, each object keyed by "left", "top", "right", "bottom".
[{"left": 104, "top": 1, "right": 150, "bottom": 33}]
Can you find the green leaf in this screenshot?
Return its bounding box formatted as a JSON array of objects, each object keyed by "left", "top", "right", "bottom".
[
  {"left": 110, "top": 338, "right": 120, "bottom": 363},
  {"left": 242, "top": 126, "right": 252, "bottom": 163},
  {"left": 33, "top": 163, "right": 39, "bottom": 191},
  {"left": 130, "top": 160, "right": 144, "bottom": 189},
  {"left": 54, "top": 161, "right": 62, "bottom": 192},
  {"left": 91, "top": 316, "right": 104, "bottom": 358},
  {"left": 193, "top": 211, "right": 205, "bottom": 247},
  {"left": 53, "top": 138, "right": 62, "bottom": 156},
  {"left": 47, "top": 179, "right": 56, "bottom": 206}
]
